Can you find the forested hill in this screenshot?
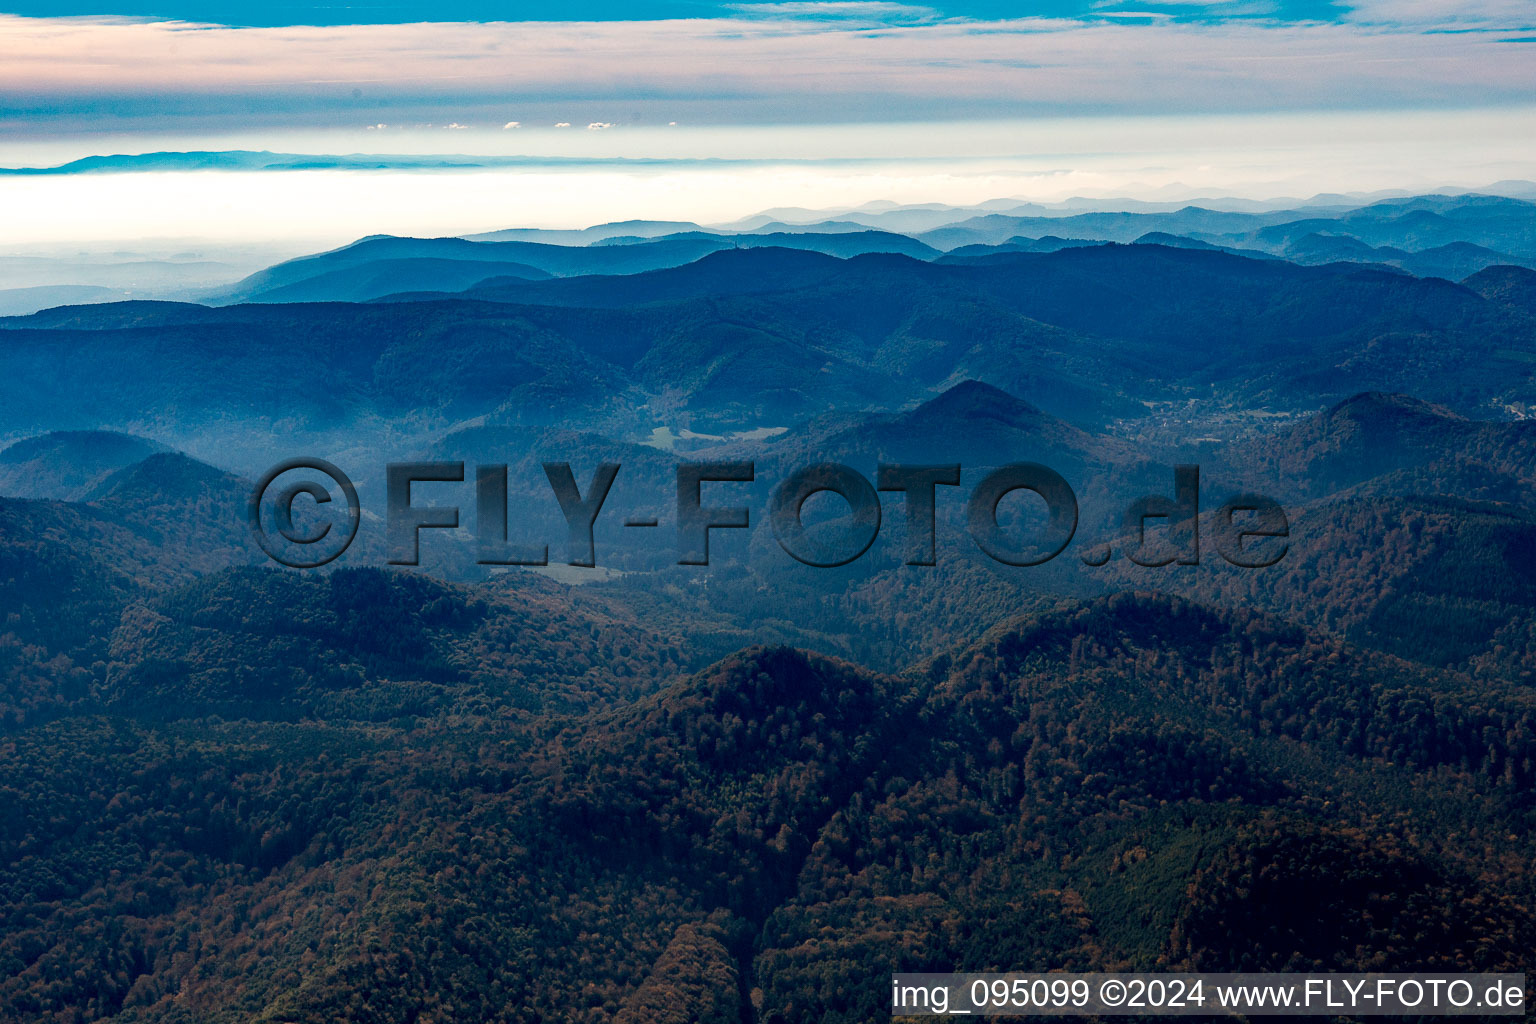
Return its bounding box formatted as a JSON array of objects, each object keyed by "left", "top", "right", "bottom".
[{"left": 0, "top": 593, "right": 1531, "bottom": 1022}]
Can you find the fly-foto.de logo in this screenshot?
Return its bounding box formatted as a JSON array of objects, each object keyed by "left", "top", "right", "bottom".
[{"left": 249, "top": 459, "right": 1288, "bottom": 571}]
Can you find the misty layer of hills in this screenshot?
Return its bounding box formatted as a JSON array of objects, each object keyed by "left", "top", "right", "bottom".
[
  {"left": 7, "top": 186, "right": 1536, "bottom": 315},
  {"left": 1, "top": 191, "right": 1535, "bottom": 1022}
]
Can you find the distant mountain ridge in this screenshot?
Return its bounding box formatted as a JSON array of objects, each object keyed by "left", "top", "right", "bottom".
[
  {"left": 4, "top": 242, "right": 1536, "bottom": 453},
  {"left": 210, "top": 235, "right": 736, "bottom": 302},
  {"left": 9, "top": 189, "right": 1536, "bottom": 318}
]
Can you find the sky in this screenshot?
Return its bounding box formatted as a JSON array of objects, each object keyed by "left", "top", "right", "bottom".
[{"left": 0, "top": 0, "right": 1533, "bottom": 244}]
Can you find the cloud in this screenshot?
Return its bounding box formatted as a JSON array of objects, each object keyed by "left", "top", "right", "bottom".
[
  {"left": 725, "top": 2, "right": 943, "bottom": 23},
  {"left": 0, "top": 9, "right": 1533, "bottom": 138},
  {"left": 503, "top": 120, "right": 521, "bottom": 128},
  {"left": 1341, "top": 0, "right": 1536, "bottom": 29},
  {"left": 1091, "top": 0, "right": 1279, "bottom": 11},
  {"left": 586, "top": 121, "right": 615, "bottom": 129}
]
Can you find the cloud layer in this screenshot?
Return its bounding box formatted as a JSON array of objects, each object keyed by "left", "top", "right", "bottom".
[{"left": 1, "top": 6, "right": 1533, "bottom": 137}]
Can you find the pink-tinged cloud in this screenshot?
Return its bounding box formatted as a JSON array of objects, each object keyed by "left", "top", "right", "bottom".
[{"left": 0, "top": 11, "right": 1533, "bottom": 134}]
